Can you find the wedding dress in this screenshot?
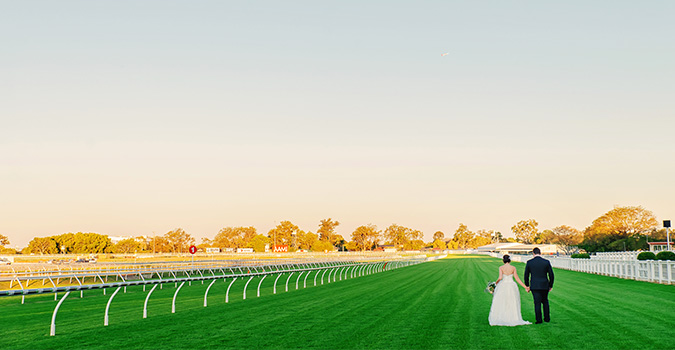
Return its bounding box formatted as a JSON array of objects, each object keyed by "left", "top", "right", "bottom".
[{"left": 488, "top": 274, "right": 531, "bottom": 326}]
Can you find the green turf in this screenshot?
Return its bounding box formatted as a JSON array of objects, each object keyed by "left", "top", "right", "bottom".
[{"left": 1, "top": 255, "right": 673, "bottom": 349}]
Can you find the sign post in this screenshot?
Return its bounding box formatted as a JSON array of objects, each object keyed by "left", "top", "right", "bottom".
[{"left": 189, "top": 245, "right": 197, "bottom": 267}]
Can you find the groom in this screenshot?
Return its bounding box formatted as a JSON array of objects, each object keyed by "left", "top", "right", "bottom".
[{"left": 524, "top": 247, "right": 555, "bottom": 324}]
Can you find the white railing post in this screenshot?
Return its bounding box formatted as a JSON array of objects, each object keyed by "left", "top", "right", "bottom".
[
  {"left": 285, "top": 272, "right": 294, "bottom": 292},
  {"left": 274, "top": 274, "right": 282, "bottom": 294},
  {"left": 304, "top": 270, "right": 311, "bottom": 288},
  {"left": 50, "top": 292, "right": 71, "bottom": 336},
  {"left": 226, "top": 277, "right": 238, "bottom": 302},
  {"left": 295, "top": 272, "right": 304, "bottom": 290},
  {"left": 172, "top": 282, "right": 186, "bottom": 313},
  {"left": 243, "top": 276, "right": 254, "bottom": 300},
  {"left": 104, "top": 287, "right": 122, "bottom": 326},
  {"left": 143, "top": 284, "right": 159, "bottom": 318},
  {"left": 204, "top": 280, "right": 217, "bottom": 307},
  {"left": 257, "top": 275, "right": 267, "bottom": 297},
  {"left": 321, "top": 269, "right": 328, "bottom": 285}
]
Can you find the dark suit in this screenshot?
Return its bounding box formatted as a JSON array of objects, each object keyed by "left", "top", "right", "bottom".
[{"left": 524, "top": 256, "right": 554, "bottom": 323}]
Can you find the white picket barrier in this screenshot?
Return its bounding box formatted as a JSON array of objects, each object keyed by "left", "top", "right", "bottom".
[
  {"left": 591, "top": 252, "right": 640, "bottom": 260},
  {"left": 483, "top": 252, "right": 674, "bottom": 284},
  {"left": 548, "top": 257, "right": 675, "bottom": 284}
]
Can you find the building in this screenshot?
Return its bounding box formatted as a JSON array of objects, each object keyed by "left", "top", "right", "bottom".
[
  {"left": 475, "top": 243, "right": 558, "bottom": 255},
  {"left": 107, "top": 236, "right": 135, "bottom": 244},
  {"left": 647, "top": 242, "right": 674, "bottom": 253},
  {"left": 375, "top": 244, "right": 397, "bottom": 253}
]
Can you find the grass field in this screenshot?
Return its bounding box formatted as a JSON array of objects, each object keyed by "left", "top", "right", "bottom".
[{"left": 1, "top": 255, "right": 673, "bottom": 350}]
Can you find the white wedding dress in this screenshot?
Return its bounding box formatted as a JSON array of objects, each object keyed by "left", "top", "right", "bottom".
[{"left": 488, "top": 274, "right": 531, "bottom": 326}]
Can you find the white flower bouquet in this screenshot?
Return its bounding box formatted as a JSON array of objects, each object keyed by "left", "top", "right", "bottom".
[{"left": 484, "top": 281, "right": 496, "bottom": 294}]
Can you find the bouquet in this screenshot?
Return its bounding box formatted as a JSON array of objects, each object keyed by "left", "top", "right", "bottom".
[{"left": 484, "top": 281, "right": 496, "bottom": 294}]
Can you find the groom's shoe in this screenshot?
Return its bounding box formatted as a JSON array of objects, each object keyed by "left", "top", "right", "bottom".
[
  {"left": 544, "top": 319, "right": 550, "bottom": 323},
  {"left": 535, "top": 321, "right": 543, "bottom": 324}
]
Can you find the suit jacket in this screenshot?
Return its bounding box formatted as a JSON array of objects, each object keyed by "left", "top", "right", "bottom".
[{"left": 524, "top": 256, "right": 554, "bottom": 291}]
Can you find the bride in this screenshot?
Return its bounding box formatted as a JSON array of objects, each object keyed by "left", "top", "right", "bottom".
[{"left": 488, "top": 254, "right": 531, "bottom": 326}]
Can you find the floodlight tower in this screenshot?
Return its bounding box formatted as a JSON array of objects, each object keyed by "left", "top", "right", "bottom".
[{"left": 664, "top": 220, "right": 671, "bottom": 251}]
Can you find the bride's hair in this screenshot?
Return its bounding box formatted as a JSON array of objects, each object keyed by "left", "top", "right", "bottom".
[{"left": 502, "top": 255, "right": 511, "bottom": 264}]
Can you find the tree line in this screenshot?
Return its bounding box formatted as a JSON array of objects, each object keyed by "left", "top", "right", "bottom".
[{"left": 3, "top": 206, "right": 668, "bottom": 255}]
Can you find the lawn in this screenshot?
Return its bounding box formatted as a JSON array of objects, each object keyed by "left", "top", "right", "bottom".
[{"left": 1, "top": 255, "right": 673, "bottom": 349}]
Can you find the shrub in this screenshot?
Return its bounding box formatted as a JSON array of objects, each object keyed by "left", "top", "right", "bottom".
[
  {"left": 571, "top": 253, "right": 590, "bottom": 259},
  {"left": 637, "top": 252, "right": 656, "bottom": 260},
  {"left": 656, "top": 251, "right": 675, "bottom": 261}
]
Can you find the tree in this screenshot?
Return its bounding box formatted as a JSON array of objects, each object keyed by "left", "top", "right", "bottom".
[
  {"left": 403, "top": 230, "right": 424, "bottom": 250},
  {"left": 536, "top": 229, "right": 556, "bottom": 244},
  {"left": 384, "top": 224, "right": 408, "bottom": 248},
  {"left": 446, "top": 240, "right": 459, "bottom": 249},
  {"left": 407, "top": 239, "right": 425, "bottom": 250},
  {"left": 164, "top": 228, "right": 195, "bottom": 253},
  {"left": 267, "top": 221, "right": 299, "bottom": 247},
  {"left": 75, "top": 233, "right": 112, "bottom": 253},
  {"left": 196, "top": 237, "right": 214, "bottom": 252},
  {"left": 432, "top": 231, "right": 445, "bottom": 241},
  {"left": 41, "top": 232, "right": 113, "bottom": 254},
  {"left": 297, "top": 231, "right": 319, "bottom": 250},
  {"left": 586, "top": 206, "right": 658, "bottom": 237},
  {"left": 333, "top": 234, "right": 348, "bottom": 251},
  {"left": 383, "top": 224, "right": 423, "bottom": 250},
  {"left": 350, "top": 224, "right": 381, "bottom": 251},
  {"left": 580, "top": 206, "right": 658, "bottom": 252},
  {"left": 152, "top": 236, "right": 171, "bottom": 253},
  {"left": 312, "top": 240, "right": 334, "bottom": 252},
  {"left": 0, "top": 234, "right": 9, "bottom": 246},
  {"left": 469, "top": 229, "right": 492, "bottom": 248},
  {"left": 491, "top": 231, "right": 505, "bottom": 243},
  {"left": 214, "top": 227, "right": 257, "bottom": 248},
  {"left": 25, "top": 237, "right": 58, "bottom": 255},
  {"left": 248, "top": 234, "right": 270, "bottom": 253},
  {"left": 318, "top": 218, "right": 341, "bottom": 246},
  {"left": 432, "top": 239, "right": 447, "bottom": 249},
  {"left": 512, "top": 219, "right": 539, "bottom": 244},
  {"left": 550, "top": 225, "right": 583, "bottom": 254},
  {"left": 114, "top": 238, "right": 141, "bottom": 254},
  {"left": 452, "top": 223, "right": 474, "bottom": 249}
]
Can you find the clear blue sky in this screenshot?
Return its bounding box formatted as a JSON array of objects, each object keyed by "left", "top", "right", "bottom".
[{"left": 2, "top": 1, "right": 674, "bottom": 248}]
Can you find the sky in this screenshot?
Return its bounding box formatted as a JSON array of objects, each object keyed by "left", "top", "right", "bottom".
[{"left": 2, "top": 1, "right": 674, "bottom": 248}]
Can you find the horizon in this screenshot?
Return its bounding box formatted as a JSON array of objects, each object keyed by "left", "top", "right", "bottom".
[{"left": 2, "top": 1, "right": 674, "bottom": 249}]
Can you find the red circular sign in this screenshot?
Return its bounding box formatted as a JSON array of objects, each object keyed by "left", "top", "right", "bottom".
[{"left": 189, "top": 245, "right": 197, "bottom": 254}]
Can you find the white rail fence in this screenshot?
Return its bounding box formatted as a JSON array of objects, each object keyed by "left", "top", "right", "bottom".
[
  {"left": 590, "top": 251, "right": 640, "bottom": 260},
  {"left": 484, "top": 252, "right": 675, "bottom": 284},
  {"left": 548, "top": 257, "right": 675, "bottom": 284},
  {"left": 1, "top": 257, "right": 429, "bottom": 336}
]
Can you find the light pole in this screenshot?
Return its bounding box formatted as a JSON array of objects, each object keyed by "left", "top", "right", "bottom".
[{"left": 664, "top": 220, "right": 671, "bottom": 252}]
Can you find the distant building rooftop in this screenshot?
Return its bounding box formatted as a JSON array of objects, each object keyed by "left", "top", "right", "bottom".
[{"left": 475, "top": 243, "right": 558, "bottom": 255}]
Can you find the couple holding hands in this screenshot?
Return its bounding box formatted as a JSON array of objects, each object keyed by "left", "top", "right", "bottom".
[{"left": 488, "top": 247, "right": 555, "bottom": 326}]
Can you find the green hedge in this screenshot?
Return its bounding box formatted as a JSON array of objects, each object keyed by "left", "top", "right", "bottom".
[
  {"left": 571, "top": 253, "right": 590, "bottom": 259},
  {"left": 637, "top": 252, "right": 656, "bottom": 260},
  {"left": 656, "top": 251, "right": 675, "bottom": 261}
]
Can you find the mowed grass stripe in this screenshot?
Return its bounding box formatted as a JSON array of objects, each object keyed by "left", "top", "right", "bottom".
[{"left": 1, "top": 255, "right": 674, "bottom": 349}]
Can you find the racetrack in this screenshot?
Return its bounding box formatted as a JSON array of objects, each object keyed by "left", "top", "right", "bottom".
[{"left": 1, "top": 255, "right": 673, "bottom": 349}]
